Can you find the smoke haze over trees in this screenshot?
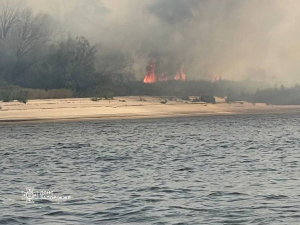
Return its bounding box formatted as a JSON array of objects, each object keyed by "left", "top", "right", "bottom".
[{"left": 1, "top": 0, "right": 300, "bottom": 104}]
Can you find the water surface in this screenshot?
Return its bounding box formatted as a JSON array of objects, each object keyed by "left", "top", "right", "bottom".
[{"left": 1, "top": 114, "right": 300, "bottom": 224}]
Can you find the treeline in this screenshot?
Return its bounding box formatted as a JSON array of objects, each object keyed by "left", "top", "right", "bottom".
[
  {"left": 2, "top": 77, "right": 300, "bottom": 106},
  {"left": 106, "top": 82, "right": 300, "bottom": 106},
  {"left": 0, "top": 1, "right": 134, "bottom": 91},
  {"left": 230, "top": 85, "right": 300, "bottom": 105}
]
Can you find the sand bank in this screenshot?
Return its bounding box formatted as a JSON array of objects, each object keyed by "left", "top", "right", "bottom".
[{"left": 1, "top": 97, "right": 300, "bottom": 124}]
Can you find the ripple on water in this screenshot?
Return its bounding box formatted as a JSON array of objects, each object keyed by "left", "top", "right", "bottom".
[{"left": 1, "top": 114, "right": 300, "bottom": 224}]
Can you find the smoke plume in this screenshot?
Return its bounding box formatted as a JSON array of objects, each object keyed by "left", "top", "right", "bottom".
[{"left": 23, "top": 0, "right": 300, "bottom": 85}]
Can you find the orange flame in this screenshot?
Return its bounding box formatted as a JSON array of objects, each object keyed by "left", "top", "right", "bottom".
[
  {"left": 143, "top": 62, "right": 157, "bottom": 83},
  {"left": 174, "top": 66, "right": 186, "bottom": 81}
]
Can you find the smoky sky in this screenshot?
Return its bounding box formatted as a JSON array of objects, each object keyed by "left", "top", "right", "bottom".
[
  {"left": 148, "top": 0, "right": 201, "bottom": 25},
  {"left": 23, "top": 0, "right": 300, "bottom": 85}
]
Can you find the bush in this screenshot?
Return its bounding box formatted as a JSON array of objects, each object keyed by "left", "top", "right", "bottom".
[
  {"left": 200, "top": 95, "right": 216, "bottom": 104},
  {"left": 2, "top": 92, "right": 12, "bottom": 102},
  {"left": 27, "top": 89, "right": 73, "bottom": 99},
  {"left": 179, "top": 96, "right": 190, "bottom": 101},
  {"left": 18, "top": 97, "right": 28, "bottom": 104},
  {"left": 91, "top": 97, "right": 102, "bottom": 102},
  {"left": 226, "top": 96, "right": 234, "bottom": 103},
  {"left": 90, "top": 90, "right": 114, "bottom": 100},
  {"left": 16, "top": 90, "right": 29, "bottom": 104},
  {"left": 138, "top": 97, "right": 147, "bottom": 102},
  {"left": 102, "top": 91, "right": 114, "bottom": 100}
]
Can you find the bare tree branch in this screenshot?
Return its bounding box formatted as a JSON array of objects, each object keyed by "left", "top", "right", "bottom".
[
  {"left": 0, "top": 0, "right": 23, "bottom": 39},
  {"left": 12, "top": 10, "right": 51, "bottom": 59}
]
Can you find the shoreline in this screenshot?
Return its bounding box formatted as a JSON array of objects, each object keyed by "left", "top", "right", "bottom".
[{"left": 1, "top": 97, "right": 300, "bottom": 124}]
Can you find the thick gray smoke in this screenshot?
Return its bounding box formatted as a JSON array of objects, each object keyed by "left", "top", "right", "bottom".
[
  {"left": 24, "top": 0, "right": 300, "bottom": 85},
  {"left": 148, "top": 0, "right": 200, "bottom": 25}
]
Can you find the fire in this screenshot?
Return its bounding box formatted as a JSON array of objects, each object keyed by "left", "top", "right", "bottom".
[
  {"left": 174, "top": 66, "right": 186, "bottom": 81},
  {"left": 143, "top": 62, "right": 157, "bottom": 83},
  {"left": 143, "top": 61, "right": 187, "bottom": 83},
  {"left": 212, "top": 76, "right": 222, "bottom": 83}
]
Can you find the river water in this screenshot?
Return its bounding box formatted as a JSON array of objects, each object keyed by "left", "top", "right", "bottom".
[{"left": 1, "top": 114, "right": 300, "bottom": 224}]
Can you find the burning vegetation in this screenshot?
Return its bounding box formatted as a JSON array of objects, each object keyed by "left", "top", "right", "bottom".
[
  {"left": 143, "top": 60, "right": 187, "bottom": 83},
  {"left": 143, "top": 62, "right": 157, "bottom": 83},
  {"left": 174, "top": 66, "right": 187, "bottom": 81}
]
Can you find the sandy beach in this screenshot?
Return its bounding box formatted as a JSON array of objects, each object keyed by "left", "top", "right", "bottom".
[{"left": 1, "top": 96, "right": 300, "bottom": 124}]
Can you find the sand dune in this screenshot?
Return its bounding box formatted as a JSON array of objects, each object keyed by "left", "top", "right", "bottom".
[{"left": 1, "top": 97, "right": 300, "bottom": 123}]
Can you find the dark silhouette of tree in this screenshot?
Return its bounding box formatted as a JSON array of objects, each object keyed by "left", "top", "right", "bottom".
[
  {"left": 12, "top": 10, "right": 50, "bottom": 59},
  {"left": 0, "top": 0, "right": 23, "bottom": 39}
]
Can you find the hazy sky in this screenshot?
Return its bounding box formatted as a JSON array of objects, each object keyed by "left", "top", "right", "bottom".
[{"left": 23, "top": 0, "right": 300, "bottom": 85}]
